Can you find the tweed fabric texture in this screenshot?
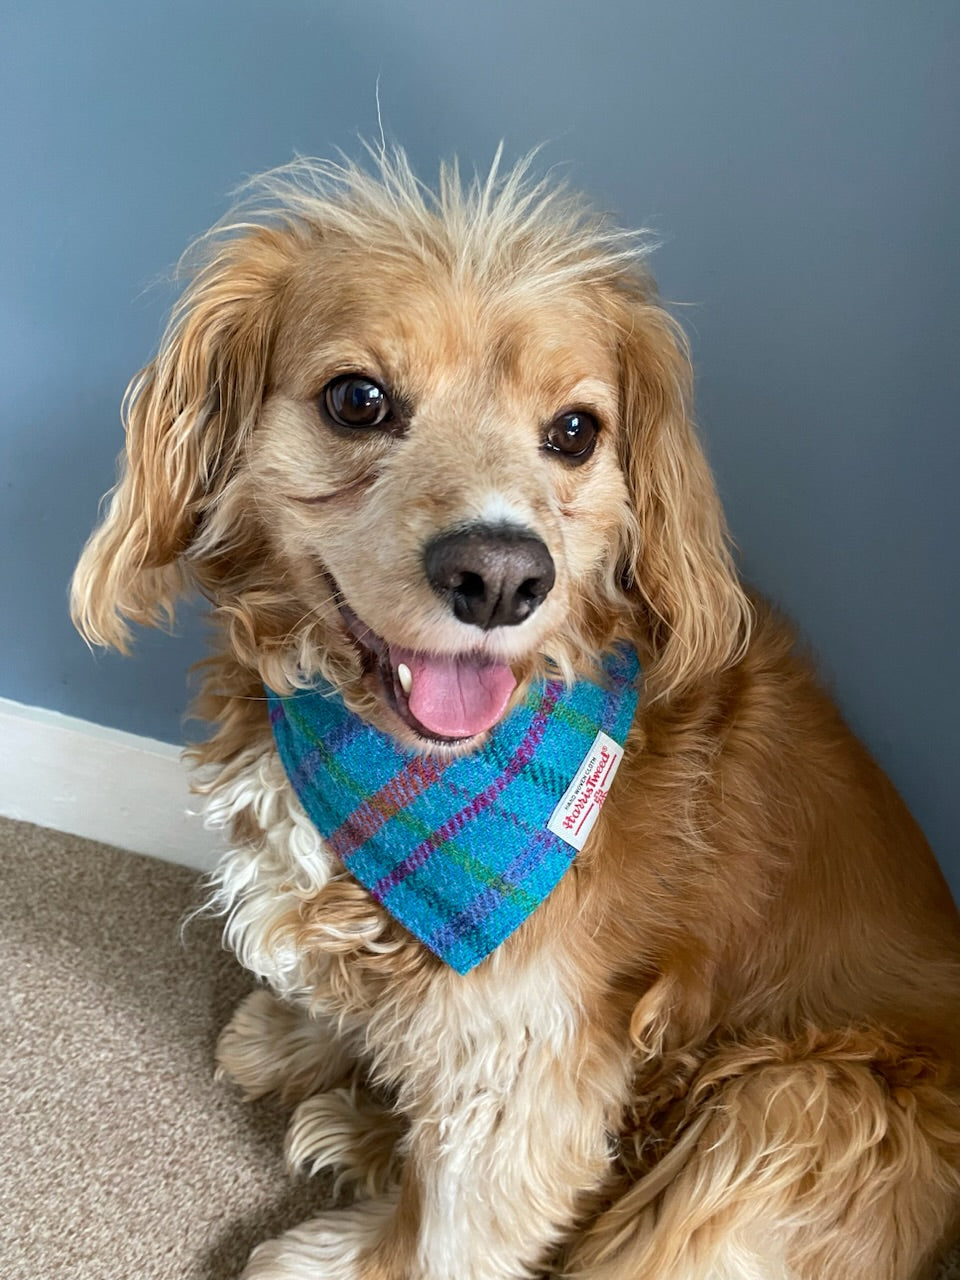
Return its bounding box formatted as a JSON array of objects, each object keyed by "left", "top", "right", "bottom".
[{"left": 267, "top": 645, "right": 641, "bottom": 973}]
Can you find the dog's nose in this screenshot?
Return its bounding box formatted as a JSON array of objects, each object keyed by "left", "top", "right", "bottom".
[{"left": 424, "top": 524, "right": 556, "bottom": 630}]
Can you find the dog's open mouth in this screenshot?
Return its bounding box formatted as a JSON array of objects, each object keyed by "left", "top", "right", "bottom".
[{"left": 337, "top": 599, "right": 517, "bottom": 743}]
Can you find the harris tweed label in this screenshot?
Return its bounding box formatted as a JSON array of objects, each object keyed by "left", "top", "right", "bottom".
[{"left": 546, "top": 730, "right": 624, "bottom": 852}]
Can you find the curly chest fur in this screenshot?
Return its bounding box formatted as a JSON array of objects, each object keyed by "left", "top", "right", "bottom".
[{"left": 203, "top": 748, "right": 628, "bottom": 1107}]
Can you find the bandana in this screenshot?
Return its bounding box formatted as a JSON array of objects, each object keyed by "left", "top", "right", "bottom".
[{"left": 267, "top": 644, "right": 640, "bottom": 974}]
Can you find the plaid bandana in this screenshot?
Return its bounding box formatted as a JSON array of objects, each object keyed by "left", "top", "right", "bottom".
[{"left": 267, "top": 644, "right": 640, "bottom": 974}]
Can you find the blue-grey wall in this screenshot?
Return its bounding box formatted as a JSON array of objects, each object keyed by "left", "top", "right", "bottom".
[{"left": 2, "top": 1, "right": 957, "bottom": 893}]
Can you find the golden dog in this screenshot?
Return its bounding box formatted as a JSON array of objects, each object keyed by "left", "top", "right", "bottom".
[{"left": 72, "top": 152, "right": 960, "bottom": 1279}]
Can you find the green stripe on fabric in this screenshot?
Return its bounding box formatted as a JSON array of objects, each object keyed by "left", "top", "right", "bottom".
[{"left": 288, "top": 699, "right": 537, "bottom": 908}]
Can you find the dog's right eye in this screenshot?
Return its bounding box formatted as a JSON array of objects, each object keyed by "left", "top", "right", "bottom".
[{"left": 322, "top": 375, "right": 394, "bottom": 430}]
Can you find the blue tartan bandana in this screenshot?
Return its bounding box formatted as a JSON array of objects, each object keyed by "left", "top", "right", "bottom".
[{"left": 267, "top": 644, "right": 640, "bottom": 974}]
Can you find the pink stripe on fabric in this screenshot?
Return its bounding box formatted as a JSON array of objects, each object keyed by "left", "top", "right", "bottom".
[{"left": 367, "top": 684, "right": 562, "bottom": 901}]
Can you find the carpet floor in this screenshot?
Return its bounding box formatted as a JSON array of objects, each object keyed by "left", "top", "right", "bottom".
[
  {"left": 0, "top": 817, "right": 330, "bottom": 1280},
  {"left": 1, "top": 815, "right": 958, "bottom": 1280}
]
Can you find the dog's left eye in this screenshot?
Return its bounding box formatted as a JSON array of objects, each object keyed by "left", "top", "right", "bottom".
[
  {"left": 543, "top": 410, "right": 599, "bottom": 463},
  {"left": 322, "top": 375, "right": 394, "bottom": 430}
]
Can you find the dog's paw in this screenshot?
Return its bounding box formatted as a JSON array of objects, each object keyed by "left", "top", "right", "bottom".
[
  {"left": 240, "top": 1198, "right": 397, "bottom": 1279},
  {"left": 216, "top": 988, "right": 354, "bottom": 1103},
  {"left": 285, "top": 1086, "right": 405, "bottom": 1197}
]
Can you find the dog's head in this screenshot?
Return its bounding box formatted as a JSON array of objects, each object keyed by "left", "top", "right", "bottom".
[{"left": 72, "top": 152, "right": 749, "bottom": 749}]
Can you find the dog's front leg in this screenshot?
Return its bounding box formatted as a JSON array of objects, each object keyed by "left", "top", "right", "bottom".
[
  {"left": 363, "top": 1029, "right": 626, "bottom": 1280},
  {"left": 243, "top": 1022, "right": 625, "bottom": 1280}
]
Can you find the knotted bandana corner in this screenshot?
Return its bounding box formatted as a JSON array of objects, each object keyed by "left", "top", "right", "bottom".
[{"left": 267, "top": 644, "right": 641, "bottom": 974}]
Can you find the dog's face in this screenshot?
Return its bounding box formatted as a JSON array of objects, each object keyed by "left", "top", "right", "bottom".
[
  {"left": 245, "top": 250, "right": 634, "bottom": 746},
  {"left": 72, "top": 157, "right": 748, "bottom": 746}
]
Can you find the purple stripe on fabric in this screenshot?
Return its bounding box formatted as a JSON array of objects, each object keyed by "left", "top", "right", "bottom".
[
  {"left": 369, "top": 683, "right": 562, "bottom": 902},
  {"left": 601, "top": 656, "right": 632, "bottom": 733},
  {"left": 498, "top": 824, "right": 561, "bottom": 887},
  {"left": 289, "top": 710, "right": 366, "bottom": 793},
  {"left": 439, "top": 777, "right": 541, "bottom": 841},
  {"left": 426, "top": 885, "right": 503, "bottom": 957},
  {"left": 426, "top": 830, "right": 561, "bottom": 957},
  {"left": 431, "top": 829, "right": 563, "bottom": 952}
]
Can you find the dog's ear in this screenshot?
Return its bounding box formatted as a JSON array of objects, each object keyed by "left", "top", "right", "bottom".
[
  {"left": 616, "top": 296, "right": 751, "bottom": 698},
  {"left": 71, "top": 229, "right": 287, "bottom": 652}
]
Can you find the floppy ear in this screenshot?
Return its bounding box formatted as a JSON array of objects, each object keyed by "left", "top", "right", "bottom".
[
  {"left": 616, "top": 296, "right": 751, "bottom": 698},
  {"left": 71, "top": 229, "right": 286, "bottom": 651}
]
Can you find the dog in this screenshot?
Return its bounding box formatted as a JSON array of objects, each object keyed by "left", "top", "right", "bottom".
[{"left": 71, "top": 151, "right": 960, "bottom": 1279}]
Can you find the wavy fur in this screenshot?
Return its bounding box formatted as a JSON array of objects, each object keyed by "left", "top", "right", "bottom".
[{"left": 73, "top": 149, "right": 960, "bottom": 1279}]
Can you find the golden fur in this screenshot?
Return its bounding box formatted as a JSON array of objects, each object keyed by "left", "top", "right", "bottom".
[{"left": 72, "top": 150, "right": 960, "bottom": 1279}]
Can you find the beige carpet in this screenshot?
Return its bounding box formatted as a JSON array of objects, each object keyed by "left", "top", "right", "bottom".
[
  {"left": 0, "top": 817, "right": 330, "bottom": 1280},
  {"left": 1, "top": 815, "right": 958, "bottom": 1280}
]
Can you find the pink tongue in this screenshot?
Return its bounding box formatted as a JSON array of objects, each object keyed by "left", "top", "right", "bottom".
[{"left": 390, "top": 647, "right": 517, "bottom": 739}]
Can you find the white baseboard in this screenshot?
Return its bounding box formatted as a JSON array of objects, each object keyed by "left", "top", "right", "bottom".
[{"left": 0, "top": 697, "right": 224, "bottom": 872}]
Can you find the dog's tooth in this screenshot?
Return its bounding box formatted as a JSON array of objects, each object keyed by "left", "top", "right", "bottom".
[{"left": 397, "top": 663, "right": 413, "bottom": 695}]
